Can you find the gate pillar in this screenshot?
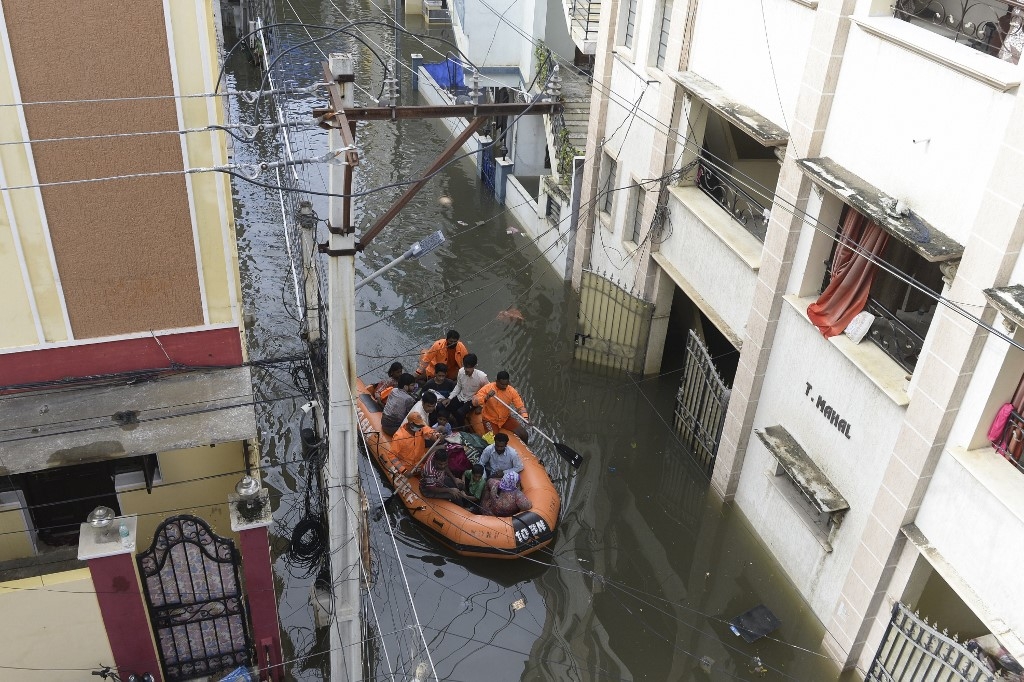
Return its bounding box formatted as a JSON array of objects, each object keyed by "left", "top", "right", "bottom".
[
  {"left": 230, "top": 489, "right": 283, "bottom": 681},
  {"left": 78, "top": 514, "right": 163, "bottom": 682}
]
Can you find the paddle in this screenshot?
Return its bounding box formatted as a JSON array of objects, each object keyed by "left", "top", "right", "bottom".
[{"left": 487, "top": 394, "right": 584, "bottom": 469}]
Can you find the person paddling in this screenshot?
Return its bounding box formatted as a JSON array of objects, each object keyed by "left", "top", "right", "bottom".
[{"left": 473, "top": 371, "right": 530, "bottom": 443}]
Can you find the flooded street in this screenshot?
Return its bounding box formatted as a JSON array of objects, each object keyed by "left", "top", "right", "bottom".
[{"left": 225, "top": 1, "right": 845, "bottom": 678}]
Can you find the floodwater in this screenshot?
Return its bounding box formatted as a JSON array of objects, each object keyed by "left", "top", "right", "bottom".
[{"left": 225, "top": 1, "right": 847, "bottom": 679}]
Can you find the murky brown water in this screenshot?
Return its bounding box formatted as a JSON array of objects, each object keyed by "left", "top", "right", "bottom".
[{"left": 227, "top": 1, "right": 848, "bottom": 679}]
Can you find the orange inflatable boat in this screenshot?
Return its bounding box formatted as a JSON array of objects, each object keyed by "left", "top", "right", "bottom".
[{"left": 355, "top": 379, "right": 560, "bottom": 558}]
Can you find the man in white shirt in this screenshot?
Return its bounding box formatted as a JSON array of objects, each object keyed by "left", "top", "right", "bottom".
[{"left": 446, "top": 353, "right": 487, "bottom": 426}]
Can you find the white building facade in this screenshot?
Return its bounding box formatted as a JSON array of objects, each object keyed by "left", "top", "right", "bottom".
[{"left": 577, "top": 0, "right": 1024, "bottom": 675}]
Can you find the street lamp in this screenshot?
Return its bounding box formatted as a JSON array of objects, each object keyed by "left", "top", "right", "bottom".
[{"left": 355, "top": 230, "right": 446, "bottom": 290}]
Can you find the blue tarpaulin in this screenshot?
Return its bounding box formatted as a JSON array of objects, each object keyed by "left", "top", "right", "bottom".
[
  {"left": 423, "top": 58, "right": 465, "bottom": 89},
  {"left": 219, "top": 667, "right": 254, "bottom": 681}
]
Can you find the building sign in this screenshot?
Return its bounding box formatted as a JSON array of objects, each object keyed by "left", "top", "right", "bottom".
[{"left": 805, "top": 383, "right": 852, "bottom": 439}]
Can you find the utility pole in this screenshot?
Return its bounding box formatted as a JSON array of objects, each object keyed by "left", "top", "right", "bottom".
[
  {"left": 321, "top": 53, "right": 362, "bottom": 682},
  {"left": 311, "top": 55, "right": 562, "bottom": 680}
]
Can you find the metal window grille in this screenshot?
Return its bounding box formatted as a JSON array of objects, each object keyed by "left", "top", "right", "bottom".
[
  {"left": 629, "top": 187, "right": 646, "bottom": 243},
  {"left": 624, "top": 0, "right": 638, "bottom": 48},
  {"left": 656, "top": 0, "right": 673, "bottom": 69},
  {"left": 601, "top": 155, "right": 617, "bottom": 214}
]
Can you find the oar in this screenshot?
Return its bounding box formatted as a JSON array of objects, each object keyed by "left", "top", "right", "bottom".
[
  {"left": 488, "top": 394, "right": 584, "bottom": 469},
  {"left": 409, "top": 435, "right": 447, "bottom": 475}
]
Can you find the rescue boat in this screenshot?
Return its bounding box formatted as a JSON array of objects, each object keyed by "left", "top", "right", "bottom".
[{"left": 355, "top": 379, "right": 560, "bottom": 558}]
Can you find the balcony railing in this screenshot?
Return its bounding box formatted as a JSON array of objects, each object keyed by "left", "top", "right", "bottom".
[
  {"left": 570, "top": 0, "right": 601, "bottom": 42},
  {"left": 995, "top": 408, "right": 1024, "bottom": 473},
  {"left": 863, "top": 296, "right": 927, "bottom": 373},
  {"left": 892, "top": 0, "right": 1024, "bottom": 65},
  {"left": 695, "top": 157, "right": 770, "bottom": 242}
]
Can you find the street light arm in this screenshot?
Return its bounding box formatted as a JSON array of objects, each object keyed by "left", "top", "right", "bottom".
[{"left": 354, "top": 229, "right": 445, "bottom": 291}]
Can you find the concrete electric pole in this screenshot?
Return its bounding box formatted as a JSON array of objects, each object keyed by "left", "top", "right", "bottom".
[{"left": 322, "top": 53, "right": 362, "bottom": 682}]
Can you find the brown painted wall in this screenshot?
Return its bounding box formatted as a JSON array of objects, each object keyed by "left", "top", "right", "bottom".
[{"left": 4, "top": 0, "right": 204, "bottom": 338}]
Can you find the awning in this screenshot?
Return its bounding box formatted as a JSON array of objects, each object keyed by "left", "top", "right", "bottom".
[
  {"left": 756, "top": 425, "right": 849, "bottom": 516},
  {"left": 797, "top": 157, "right": 964, "bottom": 263},
  {"left": 0, "top": 367, "right": 258, "bottom": 475},
  {"left": 671, "top": 71, "right": 789, "bottom": 147},
  {"left": 984, "top": 284, "right": 1024, "bottom": 330}
]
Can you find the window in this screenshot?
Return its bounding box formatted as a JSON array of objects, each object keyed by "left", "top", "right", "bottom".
[
  {"left": 624, "top": 0, "right": 638, "bottom": 49},
  {"left": 628, "top": 186, "right": 646, "bottom": 243},
  {"left": 600, "top": 153, "right": 617, "bottom": 215},
  {"left": 758, "top": 425, "right": 849, "bottom": 552},
  {"left": 546, "top": 195, "right": 561, "bottom": 224},
  {"left": 817, "top": 207, "right": 944, "bottom": 374},
  {"left": 655, "top": 0, "right": 673, "bottom": 69},
  {"left": 694, "top": 111, "right": 778, "bottom": 242}
]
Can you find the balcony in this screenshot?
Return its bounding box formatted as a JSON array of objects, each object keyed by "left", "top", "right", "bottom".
[
  {"left": 695, "top": 156, "right": 771, "bottom": 243},
  {"left": 892, "top": 0, "right": 1024, "bottom": 65},
  {"left": 863, "top": 296, "right": 929, "bottom": 373},
  {"left": 568, "top": 0, "right": 601, "bottom": 54}
]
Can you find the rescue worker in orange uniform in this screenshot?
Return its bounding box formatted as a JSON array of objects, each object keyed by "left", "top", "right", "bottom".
[
  {"left": 417, "top": 330, "right": 468, "bottom": 381},
  {"left": 385, "top": 412, "right": 438, "bottom": 474},
  {"left": 472, "top": 370, "right": 530, "bottom": 444}
]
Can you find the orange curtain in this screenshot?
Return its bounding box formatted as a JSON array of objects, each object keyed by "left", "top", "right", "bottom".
[{"left": 807, "top": 208, "right": 890, "bottom": 338}]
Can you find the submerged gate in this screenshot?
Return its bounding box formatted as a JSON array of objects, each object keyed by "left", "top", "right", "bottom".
[
  {"left": 573, "top": 268, "right": 654, "bottom": 374},
  {"left": 866, "top": 602, "right": 995, "bottom": 682},
  {"left": 137, "top": 515, "right": 253, "bottom": 681},
  {"left": 673, "top": 329, "right": 730, "bottom": 476},
  {"left": 481, "top": 148, "right": 496, "bottom": 193}
]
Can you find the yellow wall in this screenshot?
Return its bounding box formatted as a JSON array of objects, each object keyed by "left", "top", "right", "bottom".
[
  {"left": 0, "top": 505, "right": 33, "bottom": 562},
  {"left": 167, "top": 0, "right": 243, "bottom": 329},
  {"left": 0, "top": 569, "right": 114, "bottom": 680},
  {"left": 121, "top": 441, "right": 248, "bottom": 545},
  {"left": 0, "top": 2, "right": 67, "bottom": 347}
]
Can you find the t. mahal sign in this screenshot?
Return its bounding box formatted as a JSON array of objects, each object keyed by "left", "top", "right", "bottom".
[{"left": 805, "top": 382, "right": 852, "bottom": 439}]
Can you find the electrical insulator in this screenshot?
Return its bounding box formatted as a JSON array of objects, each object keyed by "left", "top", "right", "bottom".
[
  {"left": 545, "top": 64, "right": 562, "bottom": 101},
  {"left": 469, "top": 68, "right": 482, "bottom": 106}
]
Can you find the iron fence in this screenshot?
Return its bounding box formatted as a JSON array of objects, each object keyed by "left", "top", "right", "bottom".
[
  {"left": 866, "top": 602, "right": 996, "bottom": 682},
  {"left": 892, "top": 0, "right": 1024, "bottom": 65},
  {"left": 695, "top": 157, "right": 770, "bottom": 242}
]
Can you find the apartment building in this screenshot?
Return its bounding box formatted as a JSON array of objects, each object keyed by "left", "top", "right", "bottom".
[
  {"left": 0, "top": 2, "right": 281, "bottom": 680},
  {"left": 577, "top": 0, "right": 1024, "bottom": 676}
]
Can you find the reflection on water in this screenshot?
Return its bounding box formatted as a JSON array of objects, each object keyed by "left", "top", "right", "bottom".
[{"left": 227, "top": 0, "right": 846, "bottom": 679}]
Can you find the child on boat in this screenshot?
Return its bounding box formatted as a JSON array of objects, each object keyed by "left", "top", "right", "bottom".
[{"left": 463, "top": 464, "right": 486, "bottom": 505}]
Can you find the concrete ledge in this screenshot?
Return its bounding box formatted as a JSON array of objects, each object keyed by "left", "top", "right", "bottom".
[
  {"left": 948, "top": 445, "right": 1024, "bottom": 527},
  {"left": 852, "top": 16, "right": 1021, "bottom": 92},
  {"left": 668, "top": 185, "right": 764, "bottom": 270},
  {"left": 653, "top": 251, "right": 744, "bottom": 349},
  {"left": 783, "top": 295, "right": 910, "bottom": 406}
]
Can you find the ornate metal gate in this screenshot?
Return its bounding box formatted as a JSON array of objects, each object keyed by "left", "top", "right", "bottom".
[
  {"left": 137, "top": 515, "right": 253, "bottom": 681},
  {"left": 481, "top": 147, "right": 496, "bottom": 192},
  {"left": 573, "top": 268, "right": 654, "bottom": 373},
  {"left": 867, "top": 602, "right": 995, "bottom": 681},
  {"left": 673, "top": 330, "right": 730, "bottom": 476}
]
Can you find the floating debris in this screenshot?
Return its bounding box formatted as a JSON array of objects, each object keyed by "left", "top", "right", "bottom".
[
  {"left": 506, "top": 226, "right": 520, "bottom": 235},
  {"left": 699, "top": 656, "right": 714, "bottom": 673},
  {"left": 496, "top": 308, "right": 524, "bottom": 323},
  {"left": 729, "top": 604, "right": 781, "bottom": 643},
  {"left": 457, "top": 220, "right": 468, "bottom": 226},
  {"left": 511, "top": 598, "right": 526, "bottom": 611},
  {"left": 438, "top": 195, "right": 453, "bottom": 207}
]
